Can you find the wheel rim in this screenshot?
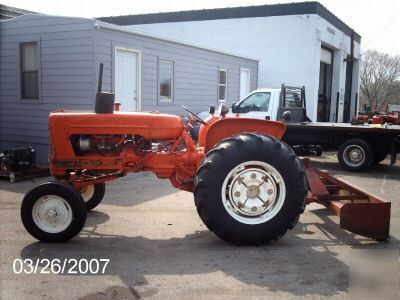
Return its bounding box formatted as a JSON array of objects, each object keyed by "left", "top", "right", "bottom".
[
  {"left": 221, "top": 161, "right": 286, "bottom": 225},
  {"left": 343, "top": 145, "right": 366, "bottom": 167},
  {"left": 80, "top": 185, "right": 94, "bottom": 202},
  {"left": 32, "top": 195, "right": 73, "bottom": 233}
]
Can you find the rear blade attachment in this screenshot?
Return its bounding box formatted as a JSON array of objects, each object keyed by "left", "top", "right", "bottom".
[{"left": 303, "top": 158, "right": 391, "bottom": 241}]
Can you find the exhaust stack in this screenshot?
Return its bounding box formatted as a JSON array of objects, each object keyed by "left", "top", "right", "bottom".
[{"left": 95, "top": 63, "right": 115, "bottom": 114}]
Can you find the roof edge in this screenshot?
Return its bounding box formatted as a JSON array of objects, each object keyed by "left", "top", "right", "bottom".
[
  {"left": 95, "top": 21, "right": 259, "bottom": 61},
  {"left": 1, "top": 13, "right": 258, "bottom": 60},
  {"left": 98, "top": 1, "right": 360, "bottom": 42}
]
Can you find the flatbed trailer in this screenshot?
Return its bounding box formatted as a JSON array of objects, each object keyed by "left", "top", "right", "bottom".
[
  {"left": 283, "top": 122, "right": 400, "bottom": 171},
  {"left": 198, "top": 85, "right": 400, "bottom": 172}
]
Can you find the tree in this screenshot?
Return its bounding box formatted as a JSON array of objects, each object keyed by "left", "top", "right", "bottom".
[
  {"left": 387, "top": 80, "right": 400, "bottom": 105},
  {"left": 360, "top": 50, "right": 400, "bottom": 112}
]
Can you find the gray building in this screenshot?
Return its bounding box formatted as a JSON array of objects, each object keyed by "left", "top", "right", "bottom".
[
  {"left": 0, "top": 14, "right": 258, "bottom": 164},
  {"left": 0, "top": 4, "right": 36, "bottom": 20},
  {"left": 100, "top": 1, "right": 361, "bottom": 123}
]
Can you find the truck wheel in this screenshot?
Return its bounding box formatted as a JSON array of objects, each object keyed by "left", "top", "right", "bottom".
[
  {"left": 194, "top": 133, "right": 308, "bottom": 245},
  {"left": 79, "top": 183, "right": 105, "bottom": 211},
  {"left": 21, "top": 181, "right": 86, "bottom": 242},
  {"left": 338, "top": 139, "right": 375, "bottom": 172},
  {"left": 373, "top": 148, "right": 387, "bottom": 165},
  {"left": 315, "top": 145, "right": 323, "bottom": 156}
]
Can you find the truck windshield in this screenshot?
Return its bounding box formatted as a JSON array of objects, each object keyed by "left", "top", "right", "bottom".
[{"left": 237, "top": 92, "right": 271, "bottom": 113}]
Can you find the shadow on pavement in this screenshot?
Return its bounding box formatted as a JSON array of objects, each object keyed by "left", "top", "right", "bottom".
[
  {"left": 21, "top": 210, "right": 397, "bottom": 298},
  {"left": 17, "top": 164, "right": 400, "bottom": 298},
  {"left": 301, "top": 207, "right": 399, "bottom": 246},
  {"left": 309, "top": 158, "right": 400, "bottom": 179},
  {"left": 20, "top": 231, "right": 349, "bottom": 298},
  {"left": 0, "top": 172, "right": 178, "bottom": 208},
  {"left": 101, "top": 173, "right": 178, "bottom": 207}
]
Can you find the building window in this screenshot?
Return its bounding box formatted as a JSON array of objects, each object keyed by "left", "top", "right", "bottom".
[
  {"left": 159, "top": 60, "right": 173, "bottom": 101},
  {"left": 218, "top": 68, "right": 227, "bottom": 101},
  {"left": 20, "top": 42, "right": 39, "bottom": 99}
]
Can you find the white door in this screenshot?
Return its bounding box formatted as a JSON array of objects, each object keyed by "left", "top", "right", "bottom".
[
  {"left": 240, "top": 69, "right": 251, "bottom": 99},
  {"left": 236, "top": 91, "right": 272, "bottom": 120},
  {"left": 115, "top": 49, "right": 138, "bottom": 111}
]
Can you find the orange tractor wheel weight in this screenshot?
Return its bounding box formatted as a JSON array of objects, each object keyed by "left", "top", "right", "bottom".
[{"left": 21, "top": 109, "right": 391, "bottom": 245}]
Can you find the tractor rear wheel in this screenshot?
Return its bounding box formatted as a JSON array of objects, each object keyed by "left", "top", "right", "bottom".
[
  {"left": 79, "top": 183, "right": 105, "bottom": 211},
  {"left": 21, "top": 181, "right": 86, "bottom": 242},
  {"left": 194, "top": 133, "right": 308, "bottom": 245}
]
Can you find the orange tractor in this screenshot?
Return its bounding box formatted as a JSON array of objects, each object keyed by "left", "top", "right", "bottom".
[{"left": 20, "top": 71, "right": 391, "bottom": 245}]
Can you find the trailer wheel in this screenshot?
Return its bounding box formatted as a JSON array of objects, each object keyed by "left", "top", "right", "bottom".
[
  {"left": 338, "top": 139, "right": 375, "bottom": 172},
  {"left": 21, "top": 181, "right": 86, "bottom": 242},
  {"left": 79, "top": 183, "right": 105, "bottom": 211},
  {"left": 194, "top": 133, "right": 308, "bottom": 245},
  {"left": 373, "top": 148, "right": 387, "bottom": 165}
]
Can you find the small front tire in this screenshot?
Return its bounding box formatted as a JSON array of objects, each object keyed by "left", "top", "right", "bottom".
[
  {"left": 21, "top": 181, "right": 86, "bottom": 242},
  {"left": 79, "top": 183, "right": 105, "bottom": 211}
]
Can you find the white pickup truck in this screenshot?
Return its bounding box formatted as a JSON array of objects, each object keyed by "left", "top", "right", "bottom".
[
  {"left": 196, "top": 85, "right": 400, "bottom": 172},
  {"left": 198, "top": 86, "right": 307, "bottom": 122}
]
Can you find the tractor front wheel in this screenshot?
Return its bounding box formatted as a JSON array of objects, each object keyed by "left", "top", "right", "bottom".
[
  {"left": 194, "top": 133, "right": 308, "bottom": 245},
  {"left": 21, "top": 181, "right": 86, "bottom": 242},
  {"left": 79, "top": 183, "right": 105, "bottom": 211}
]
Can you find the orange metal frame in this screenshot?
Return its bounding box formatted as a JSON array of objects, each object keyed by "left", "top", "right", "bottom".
[
  {"left": 47, "top": 110, "right": 390, "bottom": 240},
  {"left": 48, "top": 110, "right": 285, "bottom": 192},
  {"left": 304, "top": 159, "right": 390, "bottom": 240}
]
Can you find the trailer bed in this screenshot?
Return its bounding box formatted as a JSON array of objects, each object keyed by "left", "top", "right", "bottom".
[
  {"left": 284, "top": 122, "right": 400, "bottom": 145},
  {"left": 286, "top": 122, "right": 400, "bottom": 134},
  {"left": 283, "top": 122, "right": 400, "bottom": 171}
]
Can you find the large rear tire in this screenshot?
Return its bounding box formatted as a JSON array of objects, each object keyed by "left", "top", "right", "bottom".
[
  {"left": 21, "top": 181, "right": 86, "bottom": 242},
  {"left": 194, "top": 133, "right": 308, "bottom": 245}
]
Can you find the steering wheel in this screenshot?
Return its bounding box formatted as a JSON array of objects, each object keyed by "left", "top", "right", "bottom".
[
  {"left": 242, "top": 106, "right": 250, "bottom": 113},
  {"left": 182, "top": 105, "right": 208, "bottom": 126}
]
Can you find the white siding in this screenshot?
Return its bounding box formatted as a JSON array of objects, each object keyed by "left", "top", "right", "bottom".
[{"left": 128, "top": 14, "right": 361, "bottom": 121}]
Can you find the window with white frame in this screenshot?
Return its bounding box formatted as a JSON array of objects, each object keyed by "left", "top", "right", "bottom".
[
  {"left": 218, "top": 68, "right": 227, "bottom": 101},
  {"left": 159, "top": 60, "right": 174, "bottom": 101},
  {"left": 20, "top": 42, "right": 39, "bottom": 99}
]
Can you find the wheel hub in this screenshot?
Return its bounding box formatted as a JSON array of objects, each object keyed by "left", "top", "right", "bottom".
[
  {"left": 80, "top": 185, "right": 95, "bottom": 202},
  {"left": 344, "top": 145, "right": 365, "bottom": 166},
  {"left": 350, "top": 149, "right": 361, "bottom": 162},
  {"left": 222, "top": 161, "right": 286, "bottom": 224},
  {"left": 32, "top": 195, "right": 73, "bottom": 233},
  {"left": 246, "top": 184, "right": 260, "bottom": 198},
  {"left": 46, "top": 208, "right": 57, "bottom": 218}
]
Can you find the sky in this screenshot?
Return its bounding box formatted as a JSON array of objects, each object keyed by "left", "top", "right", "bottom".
[{"left": 2, "top": 0, "right": 400, "bottom": 55}]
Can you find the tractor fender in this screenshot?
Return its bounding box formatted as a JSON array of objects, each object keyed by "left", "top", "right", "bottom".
[{"left": 200, "top": 117, "right": 286, "bottom": 153}]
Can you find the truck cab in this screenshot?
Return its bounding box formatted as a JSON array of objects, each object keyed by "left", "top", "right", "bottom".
[{"left": 231, "top": 85, "right": 308, "bottom": 123}]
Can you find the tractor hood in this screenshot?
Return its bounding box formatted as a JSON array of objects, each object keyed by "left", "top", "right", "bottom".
[{"left": 49, "top": 110, "right": 184, "bottom": 140}]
